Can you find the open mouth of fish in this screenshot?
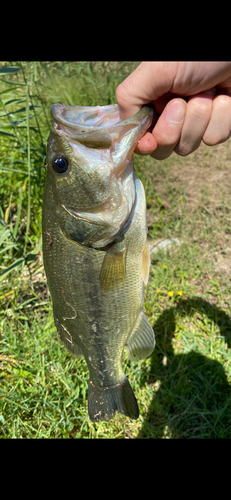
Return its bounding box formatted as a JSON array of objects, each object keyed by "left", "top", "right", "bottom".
[{"left": 50, "top": 103, "right": 154, "bottom": 247}]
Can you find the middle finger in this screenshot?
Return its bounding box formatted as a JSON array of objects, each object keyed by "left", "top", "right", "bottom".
[{"left": 174, "top": 88, "right": 216, "bottom": 156}]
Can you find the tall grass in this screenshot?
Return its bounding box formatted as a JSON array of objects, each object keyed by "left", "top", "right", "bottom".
[
  {"left": 0, "top": 64, "right": 46, "bottom": 281},
  {"left": 0, "top": 61, "right": 138, "bottom": 284}
]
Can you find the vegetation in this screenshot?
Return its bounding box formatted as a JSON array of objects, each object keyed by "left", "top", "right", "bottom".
[{"left": 1, "top": 62, "right": 231, "bottom": 438}]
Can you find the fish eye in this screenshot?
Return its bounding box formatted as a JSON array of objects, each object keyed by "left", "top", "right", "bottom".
[{"left": 52, "top": 156, "right": 69, "bottom": 173}]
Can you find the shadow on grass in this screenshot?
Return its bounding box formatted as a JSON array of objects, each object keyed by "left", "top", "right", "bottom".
[{"left": 138, "top": 297, "right": 231, "bottom": 439}]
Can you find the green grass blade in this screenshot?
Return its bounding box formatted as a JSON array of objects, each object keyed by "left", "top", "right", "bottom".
[
  {"left": 0, "top": 79, "right": 26, "bottom": 86},
  {"left": 0, "top": 130, "right": 17, "bottom": 138},
  {"left": 0, "top": 66, "right": 22, "bottom": 75},
  {"left": 0, "top": 166, "right": 36, "bottom": 176},
  {"left": 0, "top": 87, "right": 20, "bottom": 95},
  {"left": 24, "top": 85, "right": 31, "bottom": 256},
  {"left": 0, "top": 228, "right": 11, "bottom": 245},
  {"left": 2, "top": 105, "right": 40, "bottom": 117},
  {"left": 13, "top": 187, "right": 23, "bottom": 239},
  {"left": 0, "top": 257, "right": 24, "bottom": 281}
]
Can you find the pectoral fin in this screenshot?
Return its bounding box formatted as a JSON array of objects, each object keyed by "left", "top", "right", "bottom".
[
  {"left": 142, "top": 241, "right": 150, "bottom": 285},
  {"left": 100, "top": 247, "right": 127, "bottom": 291},
  {"left": 126, "top": 311, "right": 155, "bottom": 361}
]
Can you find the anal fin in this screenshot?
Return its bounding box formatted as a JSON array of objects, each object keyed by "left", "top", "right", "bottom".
[
  {"left": 126, "top": 311, "right": 155, "bottom": 361},
  {"left": 100, "top": 247, "right": 127, "bottom": 291}
]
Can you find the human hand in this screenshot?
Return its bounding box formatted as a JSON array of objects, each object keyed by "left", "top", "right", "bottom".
[{"left": 116, "top": 62, "right": 231, "bottom": 159}]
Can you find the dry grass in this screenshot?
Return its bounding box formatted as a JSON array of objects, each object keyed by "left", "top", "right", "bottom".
[{"left": 174, "top": 142, "right": 231, "bottom": 208}]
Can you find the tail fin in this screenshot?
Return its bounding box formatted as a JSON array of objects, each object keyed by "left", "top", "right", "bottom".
[{"left": 88, "top": 376, "right": 139, "bottom": 422}]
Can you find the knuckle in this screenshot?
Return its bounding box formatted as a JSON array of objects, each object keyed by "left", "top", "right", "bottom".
[
  {"left": 178, "top": 149, "right": 194, "bottom": 157},
  {"left": 175, "top": 141, "right": 200, "bottom": 157},
  {"left": 154, "top": 130, "right": 178, "bottom": 148},
  {"left": 151, "top": 148, "right": 173, "bottom": 160},
  {"left": 202, "top": 129, "right": 216, "bottom": 145},
  {"left": 190, "top": 99, "right": 211, "bottom": 118},
  {"left": 174, "top": 145, "right": 190, "bottom": 157},
  {"left": 203, "top": 129, "right": 231, "bottom": 146},
  {"left": 216, "top": 95, "right": 231, "bottom": 108},
  {"left": 115, "top": 83, "right": 127, "bottom": 106}
]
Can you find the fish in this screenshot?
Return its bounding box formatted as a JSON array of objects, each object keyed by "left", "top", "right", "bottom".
[{"left": 42, "top": 102, "right": 155, "bottom": 422}]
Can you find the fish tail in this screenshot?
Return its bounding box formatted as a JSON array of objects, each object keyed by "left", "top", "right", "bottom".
[{"left": 88, "top": 376, "right": 139, "bottom": 422}]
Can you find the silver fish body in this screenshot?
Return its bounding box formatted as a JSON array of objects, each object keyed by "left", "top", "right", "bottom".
[{"left": 42, "top": 102, "right": 155, "bottom": 421}]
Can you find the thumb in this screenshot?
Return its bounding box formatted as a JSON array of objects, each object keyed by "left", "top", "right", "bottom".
[{"left": 116, "top": 62, "right": 178, "bottom": 120}]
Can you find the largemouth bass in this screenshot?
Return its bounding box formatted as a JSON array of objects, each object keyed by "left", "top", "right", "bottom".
[{"left": 42, "top": 102, "right": 155, "bottom": 422}]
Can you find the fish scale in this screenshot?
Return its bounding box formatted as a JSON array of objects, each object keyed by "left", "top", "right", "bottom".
[{"left": 42, "top": 102, "right": 156, "bottom": 421}]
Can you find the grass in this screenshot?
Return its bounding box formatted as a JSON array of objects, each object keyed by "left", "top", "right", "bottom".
[{"left": 1, "top": 61, "right": 231, "bottom": 438}]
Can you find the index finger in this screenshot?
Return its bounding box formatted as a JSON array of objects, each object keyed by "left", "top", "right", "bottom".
[{"left": 116, "top": 62, "right": 177, "bottom": 120}]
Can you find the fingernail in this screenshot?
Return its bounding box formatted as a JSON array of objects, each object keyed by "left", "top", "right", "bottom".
[{"left": 166, "top": 100, "right": 186, "bottom": 124}]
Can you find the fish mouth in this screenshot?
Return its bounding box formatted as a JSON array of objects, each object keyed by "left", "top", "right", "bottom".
[
  {"left": 51, "top": 103, "right": 155, "bottom": 247},
  {"left": 50, "top": 102, "right": 155, "bottom": 150}
]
